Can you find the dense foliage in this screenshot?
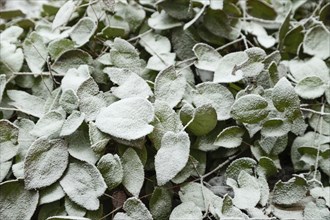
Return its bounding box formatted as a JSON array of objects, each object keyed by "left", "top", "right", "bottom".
[{"left": 0, "top": 0, "right": 329, "bottom": 219}]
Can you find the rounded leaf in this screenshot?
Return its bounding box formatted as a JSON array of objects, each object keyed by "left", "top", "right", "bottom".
[
  {"left": 214, "top": 126, "right": 245, "bottom": 148},
  {"left": 169, "top": 202, "right": 203, "bottom": 220},
  {"left": 97, "top": 154, "right": 123, "bottom": 190},
  {"left": 295, "top": 76, "right": 326, "bottom": 99}
]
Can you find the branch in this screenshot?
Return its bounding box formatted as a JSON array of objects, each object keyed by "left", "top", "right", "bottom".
[
  {"left": 10, "top": 72, "right": 65, "bottom": 77},
  {"left": 300, "top": 107, "right": 330, "bottom": 116}
]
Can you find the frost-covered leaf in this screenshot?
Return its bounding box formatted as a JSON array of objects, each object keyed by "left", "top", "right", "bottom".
[
  {"left": 0, "top": 160, "right": 12, "bottom": 182},
  {"left": 64, "top": 197, "right": 86, "bottom": 217},
  {"left": 70, "top": 17, "right": 97, "bottom": 47},
  {"left": 122, "top": 197, "right": 153, "bottom": 220},
  {"left": 295, "top": 76, "right": 326, "bottom": 99},
  {"left": 88, "top": 122, "right": 110, "bottom": 155},
  {"left": 23, "top": 32, "right": 48, "bottom": 73},
  {"left": 0, "top": 26, "right": 23, "bottom": 43},
  {"left": 97, "top": 154, "right": 123, "bottom": 190},
  {"left": 226, "top": 157, "right": 257, "bottom": 180},
  {"left": 261, "top": 118, "right": 290, "bottom": 137},
  {"left": 0, "top": 119, "right": 19, "bottom": 163},
  {"left": 194, "top": 82, "right": 234, "bottom": 120},
  {"left": 96, "top": 97, "right": 154, "bottom": 140},
  {"left": 30, "top": 110, "right": 65, "bottom": 138},
  {"left": 39, "top": 183, "right": 65, "bottom": 205},
  {"left": 0, "top": 74, "right": 6, "bottom": 104},
  {"left": 193, "top": 43, "right": 222, "bottom": 72},
  {"left": 150, "top": 187, "right": 172, "bottom": 220},
  {"left": 169, "top": 201, "right": 203, "bottom": 220},
  {"left": 154, "top": 66, "right": 186, "bottom": 108},
  {"left": 24, "top": 138, "right": 68, "bottom": 189},
  {"left": 52, "top": 0, "right": 76, "bottom": 30},
  {"left": 60, "top": 111, "right": 85, "bottom": 137},
  {"left": 140, "top": 32, "right": 171, "bottom": 55},
  {"left": 48, "top": 39, "right": 75, "bottom": 60},
  {"left": 146, "top": 52, "right": 176, "bottom": 71},
  {"left": 303, "top": 25, "right": 330, "bottom": 59},
  {"left": 148, "top": 10, "right": 183, "bottom": 30},
  {"left": 214, "top": 126, "right": 244, "bottom": 148},
  {"left": 0, "top": 41, "right": 24, "bottom": 72},
  {"left": 257, "top": 156, "right": 278, "bottom": 178},
  {"left": 59, "top": 161, "right": 106, "bottom": 211},
  {"left": 61, "top": 65, "right": 90, "bottom": 92},
  {"left": 272, "top": 176, "right": 308, "bottom": 205},
  {"left": 231, "top": 94, "right": 269, "bottom": 124},
  {"left": 59, "top": 89, "right": 79, "bottom": 114},
  {"left": 155, "top": 131, "right": 190, "bottom": 186},
  {"left": 304, "top": 199, "right": 330, "bottom": 220},
  {"left": 121, "top": 148, "right": 144, "bottom": 197},
  {"left": 221, "top": 195, "right": 248, "bottom": 219},
  {"left": 0, "top": 180, "right": 39, "bottom": 220},
  {"left": 310, "top": 186, "right": 330, "bottom": 207},
  {"left": 227, "top": 171, "right": 261, "bottom": 209},
  {"left": 7, "top": 90, "right": 45, "bottom": 118},
  {"left": 104, "top": 67, "right": 152, "bottom": 99}
]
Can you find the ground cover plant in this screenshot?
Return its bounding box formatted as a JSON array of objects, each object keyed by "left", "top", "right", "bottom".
[{"left": 0, "top": 0, "right": 329, "bottom": 219}]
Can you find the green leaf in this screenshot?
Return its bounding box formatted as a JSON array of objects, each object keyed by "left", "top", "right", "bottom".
[
  {"left": 214, "top": 126, "right": 244, "bottom": 148},
  {"left": 30, "top": 110, "right": 65, "bottom": 138},
  {"left": 155, "top": 131, "right": 190, "bottom": 186},
  {"left": 7, "top": 90, "right": 45, "bottom": 118},
  {"left": 272, "top": 176, "right": 308, "bottom": 205},
  {"left": 169, "top": 201, "right": 203, "bottom": 220},
  {"left": 231, "top": 94, "right": 269, "bottom": 124},
  {"left": 295, "top": 76, "right": 326, "bottom": 99},
  {"left": 261, "top": 118, "right": 290, "bottom": 137},
  {"left": 154, "top": 66, "right": 186, "bottom": 108},
  {"left": 257, "top": 156, "right": 278, "bottom": 178},
  {"left": 194, "top": 82, "right": 234, "bottom": 120},
  {"left": 148, "top": 10, "right": 183, "bottom": 30},
  {"left": 259, "top": 134, "right": 288, "bottom": 155},
  {"left": 226, "top": 171, "right": 261, "bottom": 209},
  {"left": 97, "top": 154, "right": 123, "bottom": 190},
  {"left": 0, "top": 119, "right": 19, "bottom": 163},
  {"left": 221, "top": 195, "right": 249, "bottom": 219},
  {"left": 121, "top": 197, "right": 153, "bottom": 220},
  {"left": 104, "top": 67, "right": 152, "bottom": 99},
  {"left": 60, "top": 111, "right": 85, "bottom": 137},
  {"left": 52, "top": 0, "right": 76, "bottom": 30},
  {"left": 121, "top": 148, "right": 144, "bottom": 197},
  {"left": 157, "top": 0, "right": 193, "bottom": 20},
  {"left": 23, "top": 32, "right": 48, "bottom": 73},
  {"left": 96, "top": 97, "right": 154, "bottom": 140},
  {"left": 150, "top": 187, "right": 172, "bottom": 220},
  {"left": 59, "top": 161, "right": 106, "bottom": 211},
  {"left": 48, "top": 39, "right": 75, "bottom": 60},
  {"left": 24, "top": 138, "right": 68, "bottom": 189},
  {"left": 70, "top": 17, "right": 97, "bottom": 47},
  {"left": 0, "top": 180, "right": 39, "bottom": 220},
  {"left": 303, "top": 25, "right": 330, "bottom": 59},
  {"left": 226, "top": 157, "right": 257, "bottom": 180},
  {"left": 193, "top": 43, "right": 222, "bottom": 72},
  {"left": 246, "top": 0, "right": 277, "bottom": 20}
]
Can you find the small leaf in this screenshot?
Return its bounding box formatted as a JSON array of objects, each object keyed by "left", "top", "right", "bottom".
[
  {"left": 48, "top": 39, "right": 75, "bottom": 60},
  {"left": 289, "top": 57, "right": 329, "bottom": 82},
  {"left": 59, "top": 161, "right": 106, "bottom": 211},
  {"left": 0, "top": 119, "right": 19, "bottom": 163},
  {"left": 30, "top": 110, "right": 65, "bottom": 138},
  {"left": 150, "top": 187, "right": 172, "bottom": 220},
  {"left": 70, "top": 17, "right": 97, "bottom": 47},
  {"left": 121, "top": 148, "right": 144, "bottom": 197},
  {"left": 0, "top": 160, "right": 12, "bottom": 182},
  {"left": 59, "top": 89, "right": 79, "bottom": 114},
  {"left": 52, "top": 0, "right": 76, "bottom": 30},
  {"left": 261, "top": 118, "right": 290, "bottom": 137},
  {"left": 39, "top": 183, "right": 65, "bottom": 205},
  {"left": 303, "top": 25, "right": 330, "bottom": 59},
  {"left": 97, "top": 154, "right": 123, "bottom": 190},
  {"left": 0, "top": 41, "right": 24, "bottom": 72},
  {"left": 24, "top": 138, "right": 68, "bottom": 189},
  {"left": 214, "top": 126, "right": 244, "bottom": 148},
  {"left": 169, "top": 202, "right": 203, "bottom": 220},
  {"left": 123, "top": 197, "right": 153, "bottom": 220},
  {"left": 295, "top": 76, "right": 326, "bottom": 99},
  {"left": 60, "top": 111, "right": 85, "bottom": 137},
  {"left": 231, "top": 94, "right": 269, "bottom": 124},
  {"left": 95, "top": 97, "right": 154, "bottom": 140},
  {"left": 226, "top": 157, "right": 257, "bottom": 180},
  {"left": 257, "top": 156, "right": 278, "bottom": 178},
  {"left": 154, "top": 66, "right": 186, "bottom": 108},
  {"left": 146, "top": 52, "right": 176, "bottom": 71},
  {"left": 140, "top": 32, "right": 171, "bottom": 55},
  {"left": 0, "top": 180, "right": 39, "bottom": 220},
  {"left": 148, "top": 11, "right": 183, "bottom": 30},
  {"left": 193, "top": 43, "right": 221, "bottom": 72},
  {"left": 64, "top": 197, "right": 86, "bottom": 217},
  {"left": 155, "top": 131, "right": 190, "bottom": 186}
]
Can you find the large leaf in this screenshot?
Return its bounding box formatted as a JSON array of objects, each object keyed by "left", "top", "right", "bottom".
[
  {"left": 52, "top": 0, "right": 76, "bottom": 30},
  {"left": 303, "top": 25, "right": 330, "bottom": 59}
]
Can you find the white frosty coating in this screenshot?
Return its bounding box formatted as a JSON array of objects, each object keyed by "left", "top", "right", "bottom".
[
  {"left": 261, "top": 118, "right": 290, "bottom": 137},
  {"left": 146, "top": 52, "right": 176, "bottom": 71},
  {"left": 227, "top": 171, "right": 261, "bottom": 209},
  {"left": 193, "top": 43, "right": 221, "bottom": 72},
  {"left": 7, "top": 90, "right": 45, "bottom": 118},
  {"left": 39, "top": 183, "right": 65, "bottom": 205},
  {"left": 140, "top": 31, "right": 171, "bottom": 55},
  {"left": 30, "top": 110, "right": 65, "bottom": 138},
  {"left": 154, "top": 66, "right": 186, "bottom": 108},
  {"left": 214, "top": 126, "right": 244, "bottom": 148},
  {"left": 23, "top": 32, "right": 47, "bottom": 73},
  {"left": 70, "top": 17, "right": 97, "bottom": 47},
  {"left": 24, "top": 138, "right": 68, "bottom": 190},
  {"left": 121, "top": 148, "right": 144, "bottom": 197},
  {"left": 194, "top": 82, "right": 234, "bottom": 120},
  {"left": 150, "top": 187, "right": 172, "bottom": 220},
  {"left": 169, "top": 201, "right": 203, "bottom": 220},
  {"left": 97, "top": 153, "right": 123, "bottom": 190},
  {"left": 104, "top": 67, "right": 153, "bottom": 99},
  {"left": 155, "top": 131, "right": 190, "bottom": 186},
  {"left": 52, "top": 0, "right": 76, "bottom": 30},
  {"left": 95, "top": 97, "right": 154, "bottom": 140},
  {"left": 1, "top": 41, "right": 24, "bottom": 72},
  {"left": 123, "top": 197, "right": 153, "bottom": 220},
  {"left": 64, "top": 196, "right": 86, "bottom": 217},
  {"left": 303, "top": 25, "right": 330, "bottom": 59},
  {"left": 59, "top": 161, "right": 106, "bottom": 211},
  {"left": 295, "top": 76, "right": 326, "bottom": 99},
  {"left": 0, "top": 119, "right": 19, "bottom": 163},
  {"left": 60, "top": 111, "right": 85, "bottom": 137},
  {"left": 0, "top": 180, "right": 39, "bottom": 220},
  {"left": 61, "top": 65, "right": 90, "bottom": 92},
  {"left": 148, "top": 11, "right": 183, "bottom": 30},
  {"left": 59, "top": 89, "right": 79, "bottom": 114}
]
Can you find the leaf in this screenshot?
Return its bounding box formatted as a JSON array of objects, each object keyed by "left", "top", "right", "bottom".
[
  {"left": 24, "top": 138, "right": 68, "bottom": 189},
  {"left": 30, "top": 110, "right": 65, "bottom": 138},
  {"left": 88, "top": 122, "right": 110, "bottom": 155},
  {"left": 61, "top": 65, "right": 90, "bottom": 92},
  {"left": 257, "top": 156, "right": 278, "bottom": 178},
  {"left": 52, "top": 0, "right": 76, "bottom": 30},
  {"left": 169, "top": 202, "right": 203, "bottom": 220},
  {"left": 121, "top": 148, "right": 144, "bottom": 197},
  {"left": 259, "top": 134, "right": 288, "bottom": 155},
  {"left": 59, "top": 161, "right": 107, "bottom": 211},
  {"left": 0, "top": 180, "right": 39, "bottom": 220},
  {"left": 97, "top": 154, "right": 123, "bottom": 191},
  {"left": 194, "top": 82, "right": 234, "bottom": 120},
  {"left": 303, "top": 25, "right": 330, "bottom": 59},
  {"left": 221, "top": 195, "right": 248, "bottom": 219},
  {"left": 0, "top": 41, "right": 24, "bottom": 72},
  {"left": 60, "top": 111, "right": 85, "bottom": 137},
  {"left": 0, "top": 74, "right": 6, "bottom": 103},
  {"left": 39, "top": 183, "right": 65, "bottom": 205},
  {"left": 0, "top": 119, "right": 19, "bottom": 163},
  {"left": 226, "top": 171, "right": 261, "bottom": 209},
  {"left": 261, "top": 118, "right": 290, "bottom": 137},
  {"left": 295, "top": 76, "right": 326, "bottom": 99},
  {"left": 148, "top": 10, "right": 183, "bottom": 30},
  {"left": 193, "top": 43, "right": 222, "bottom": 72},
  {"left": 122, "top": 197, "right": 153, "bottom": 220},
  {"left": 239, "top": 47, "right": 266, "bottom": 78},
  {"left": 146, "top": 52, "right": 176, "bottom": 71},
  {"left": 214, "top": 126, "right": 245, "bottom": 148},
  {"left": 48, "top": 39, "right": 75, "bottom": 60},
  {"left": 104, "top": 67, "right": 152, "bottom": 99},
  {"left": 64, "top": 197, "right": 86, "bottom": 217},
  {"left": 96, "top": 97, "right": 154, "bottom": 140},
  {"left": 226, "top": 157, "right": 257, "bottom": 180},
  {"left": 231, "top": 94, "right": 269, "bottom": 124},
  {"left": 0, "top": 26, "right": 23, "bottom": 43},
  {"left": 59, "top": 89, "right": 79, "bottom": 114},
  {"left": 140, "top": 31, "right": 171, "bottom": 55},
  {"left": 272, "top": 176, "right": 308, "bottom": 205},
  {"left": 0, "top": 160, "right": 12, "bottom": 182},
  {"left": 304, "top": 199, "right": 330, "bottom": 220},
  {"left": 23, "top": 32, "right": 48, "bottom": 73},
  {"left": 154, "top": 66, "right": 186, "bottom": 108},
  {"left": 155, "top": 131, "right": 190, "bottom": 186},
  {"left": 70, "top": 17, "right": 97, "bottom": 47},
  {"left": 150, "top": 187, "right": 172, "bottom": 220},
  {"left": 7, "top": 90, "right": 45, "bottom": 118}
]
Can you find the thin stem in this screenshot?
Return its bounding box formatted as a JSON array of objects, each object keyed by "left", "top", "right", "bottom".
[
  {"left": 10, "top": 72, "right": 66, "bottom": 77},
  {"left": 98, "top": 206, "right": 121, "bottom": 220},
  {"left": 300, "top": 107, "right": 330, "bottom": 116},
  {"left": 181, "top": 116, "right": 195, "bottom": 132},
  {"left": 201, "top": 154, "right": 238, "bottom": 179},
  {"left": 0, "top": 107, "right": 19, "bottom": 111},
  {"left": 127, "top": 29, "right": 152, "bottom": 42},
  {"left": 313, "top": 102, "right": 325, "bottom": 180}
]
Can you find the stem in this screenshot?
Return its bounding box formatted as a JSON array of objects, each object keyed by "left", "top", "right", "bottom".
[
  {"left": 300, "top": 108, "right": 330, "bottom": 116},
  {"left": 127, "top": 29, "right": 152, "bottom": 42},
  {"left": 0, "top": 107, "right": 19, "bottom": 111},
  {"left": 201, "top": 154, "right": 238, "bottom": 179},
  {"left": 313, "top": 102, "right": 325, "bottom": 180},
  {"left": 10, "top": 72, "right": 66, "bottom": 77}
]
